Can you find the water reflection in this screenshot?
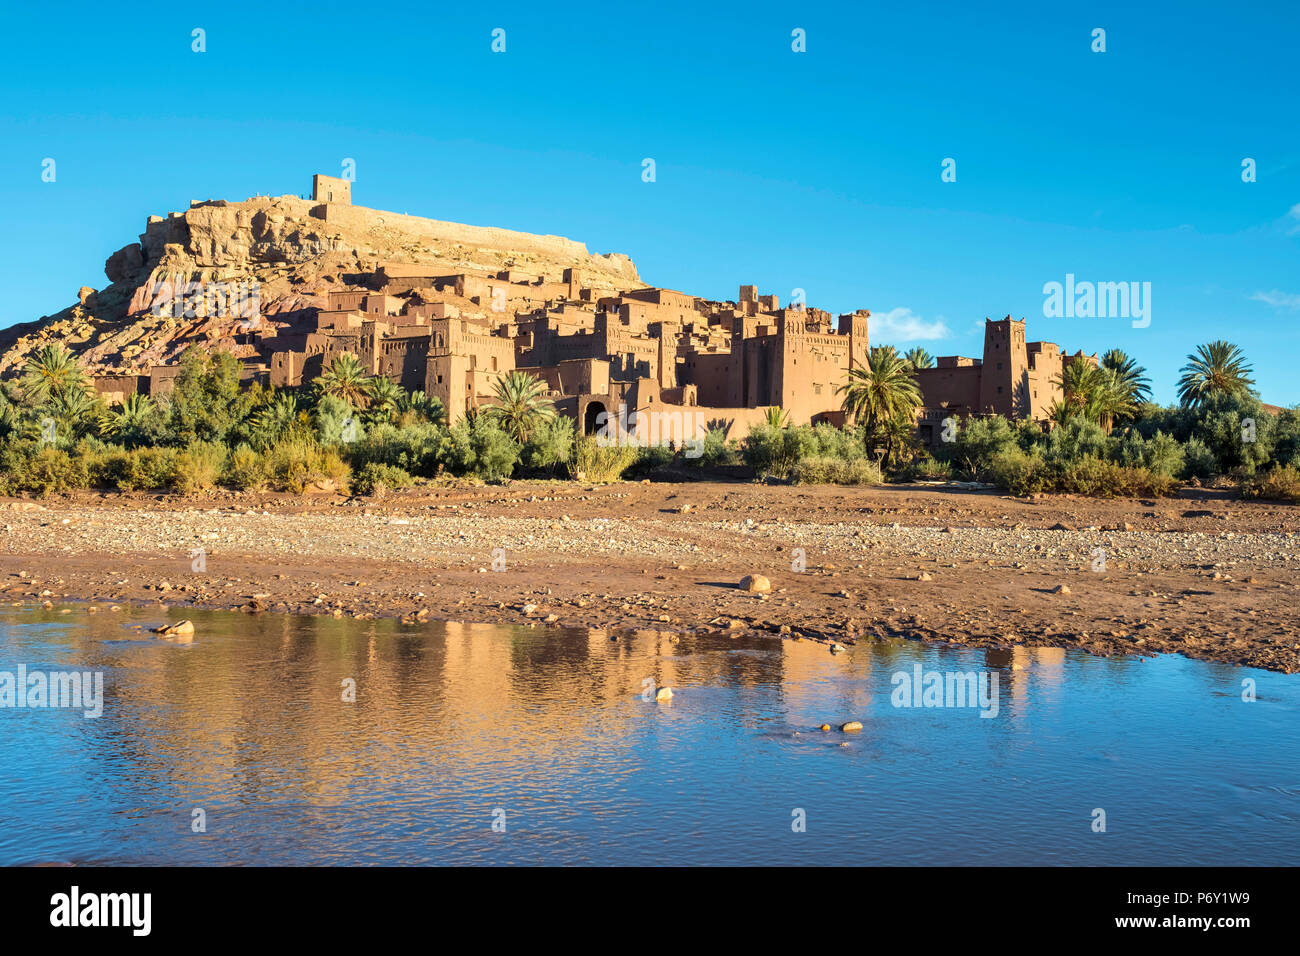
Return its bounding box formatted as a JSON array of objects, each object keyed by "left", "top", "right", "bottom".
[{"left": 0, "top": 606, "right": 1296, "bottom": 865}]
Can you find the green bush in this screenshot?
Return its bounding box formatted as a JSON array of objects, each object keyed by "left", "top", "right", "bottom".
[
  {"left": 791, "top": 456, "right": 882, "bottom": 485},
  {"left": 110, "top": 447, "right": 178, "bottom": 491},
  {"left": 948, "top": 416, "right": 1019, "bottom": 480},
  {"left": 222, "top": 444, "right": 267, "bottom": 491},
  {"left": 911, "top": 457, "right": 952, "bottom": 480},
  {"left": 442, "top": 417, "right": 519, "bottom": 479},
  {"left": 173, "top": 441, "right": 227, "bottom": 493},
  {"left": 1181, "top": 436, "right": 1218, "bottom": 481},
  {"left": 0, "top": 443, "right": 90, "bottom": 497},
  {"left": 263, "top": 437, "right": 351, "bottom": 493},
  {"left": 742, "top": 424, "right": 817, "bottom": 478},
  {"left": 1240, "top": 465, "right": 1300, "bottom": 502},
  {"left": 520, "top": 415, "right": 575, "bottom": 473},
  {"left": 352, "top": 462, "right": 415, "bottom": 496},
  {"left": 989, "top": 449, "right": 1055, "bottom": 496},
  {"left": 573, "top": 436, "right": 640, "bottom": 482},
  {"left": 1055, "top": 456, "right": 1175, "bottom": 498}
]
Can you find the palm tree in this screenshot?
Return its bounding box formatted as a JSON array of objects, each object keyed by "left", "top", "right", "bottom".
[
  {"left": 47, "top": 386, "right": 99, "bottom": 435},
  {"left": 482, "top": 371, "right": 555, "bottom": 443},
  {"left": 1177, "top": 340, "right": 1254, "bottom": 408},
  {"left": 21, "top": 344, "right": 88, "bottom": 404},
  {"left": 364, "top": 375, "right": 404, "bottom": 424},
  {"left": 399, "top": 390, "right": 446, "bottom": 425},
  {"left": 838, "top": 347, "right": 923, "bottom": 460},
  {"left": 763, "top": 406, "right": 790, "bottom": 428},
  {"left": 313, "top": 353, "right": 371, "bottom": 408},
  {"left": 1054, "top": 359, "right": 1131, "bottom": 433},
  {"left": 1100, "top": 349, "right": 1152, "bottom": 405},
  {"left": 903, "top": 347, "right": 934, "bottom": 370},
  {"left": 250, "top": 392, "right": 300, "bottom": 444},
  {"left": 99, "top": 394, "right": 156, "bottom": 442}
]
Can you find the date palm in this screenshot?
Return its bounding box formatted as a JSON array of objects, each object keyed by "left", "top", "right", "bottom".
[
  {"left": 838, "top": 348, "right": 922, "bottom": 457},
  {"left": 482, "top": 371, "right": 555, "bottom": 443},
  {"left": 1054, "top": 359, "right": 1130, "bottom": 433},
  {"left": 1100, "top": 349, "right": 1152, "bottom": 405},
  {"left": 1177, "top": 341, "right": 1254, "bottom": 408},
  {"left": 903, "top": 347, "right": 934, "bottom": 370},
  {"left": 314, "top": 353, "right": 371, "bottom": 408},
  {"left": 99, "top": 393, "right": 156, "bottom": 443},
  {"left": 250, "top": 392, "right": 300, "bottom": 443},
  {"left": 399, "top": 390, "right": 446, "bottom": 426},
  {"left": 365, "top": 375, "right": 404, "bottom": 424},
  {"left": 22, "top": 344, "right": 88, "bottom": 404},
  {"left": 763, "top": 406, "right": 790, "bottom": 428}
]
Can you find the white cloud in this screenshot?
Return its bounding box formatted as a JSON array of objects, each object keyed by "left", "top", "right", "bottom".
[
  {"left": 1287, "top": 202, "right": 1300, "bottom": 236},
  {"left": 870, "top": 307, "right": 951, "bottom": 342},
  {"left": 1250, "top": 289, "right": 1300, "bottom": 311}
]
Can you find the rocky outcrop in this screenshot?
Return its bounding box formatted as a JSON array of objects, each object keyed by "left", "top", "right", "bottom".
[{"left": 1, "top": 190, "right": 643, "bottom": 377}]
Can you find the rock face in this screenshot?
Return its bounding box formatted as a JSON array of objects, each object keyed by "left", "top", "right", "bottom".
[{"left": 0, "top": 190, "right": 642, "bottom": 378}]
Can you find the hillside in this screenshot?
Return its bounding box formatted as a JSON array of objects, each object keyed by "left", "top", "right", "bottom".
[{"left": 0, "top": 188, "right": 641, "bottom": 377}]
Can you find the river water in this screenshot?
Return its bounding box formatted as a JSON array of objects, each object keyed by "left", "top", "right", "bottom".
[{"left": 1, "top": 605, "right": 1296, "bottom": 865}]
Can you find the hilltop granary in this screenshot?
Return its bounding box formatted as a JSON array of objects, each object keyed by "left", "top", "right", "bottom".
[{"left": 67, "top": 175, "right": 1086, "bottom": 446}]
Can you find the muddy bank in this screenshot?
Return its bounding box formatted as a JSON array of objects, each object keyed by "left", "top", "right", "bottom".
[{"left": 1, "top": 480, "right": 1297, "bottom": 672}]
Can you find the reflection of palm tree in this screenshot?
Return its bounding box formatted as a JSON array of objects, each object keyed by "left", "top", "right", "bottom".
[
  {"left": 1177, "top": 341, "right": 1254, "bottom": 408},
  {"left": 314, "top": 353, "right": 371, "bottom": 408},
  {"left": 482, "top": 371, "right": 555, "bottom": 443}
]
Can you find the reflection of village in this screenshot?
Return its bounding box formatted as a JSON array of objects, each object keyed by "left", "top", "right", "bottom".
[{"left": 89, "top": 612, "right": 1067, "bottom": 807}]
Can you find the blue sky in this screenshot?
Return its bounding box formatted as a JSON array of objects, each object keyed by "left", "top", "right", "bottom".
[{"left": 1, "top": 0, "right": 1297, "bottom": 404}]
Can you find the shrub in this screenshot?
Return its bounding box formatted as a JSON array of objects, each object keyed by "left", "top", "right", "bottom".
[
  {"left": 691, "top": 426, "right": 735, "bottom": 467},
  {"left": 263, "top": 437, "right": 351, "bottom": 493},
  {"left": 791, "top": 456, "right": 882, "bottom": 485},
  {"left": 948, "top": 416, "right": 1019, "bottom": 480},
  {"left": 442, "top": 417, "right": 519, "bottom": 480},
  {"left": 573, "top": 437, "right": 640, "bottom": 482},
  {"left": 222, "top": 444, "right": 266, "bottom": 491},
  {"left": 1044, "top": 418, "right": 1112, "bottom": 466},
  {"left": 352, "top": 462, "right": 415, "bottom": 496},
  {"left": 0, "top": 444, "right": 90, "bottom": 497},
  {"left": 113, "top": 447, "right": 178, "bottom": 491},
  {"left": 742, "top": 424, "right": 817, "bottom": 478},
  {"left": 172, "top": 441, "right": 227, "bottom": 493},
  {"left": 1181, "top": 436, "right": 1217, "bottom": 481},
  {"left": 1240, "top": 465, "right": 1300, "bottom": 503},
  {"left": 989, "top": 449, "right": 1055, "bottom": 496},
  {"left": 1056, "top": 456, "right": 1175, "bottom": 498},
  {"left": 349, "top": 422, "right": 445, "bottom": 477},
  {"left": 911, "top": 457, "right": 952, "bottom": 481},
  {"left": 520, "top": 415, "right": 575, "bottom": 474}
]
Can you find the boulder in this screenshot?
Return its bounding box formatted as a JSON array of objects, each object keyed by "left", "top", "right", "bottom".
[{"left": 739, "top": 574, "right": 771, "bottom": 593}]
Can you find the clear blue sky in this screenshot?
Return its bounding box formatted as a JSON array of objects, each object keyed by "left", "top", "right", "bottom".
[{"left": 1, "top": 0, "right": 1297, "bottom": 404}]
